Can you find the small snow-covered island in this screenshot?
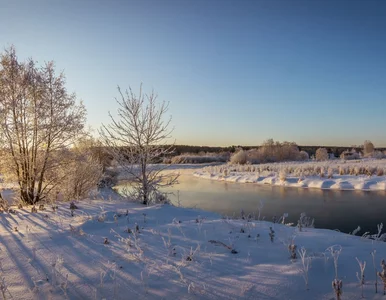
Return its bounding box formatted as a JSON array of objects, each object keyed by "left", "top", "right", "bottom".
[{"left": 2, "top": 1, "right": 386, "bottom": 300}]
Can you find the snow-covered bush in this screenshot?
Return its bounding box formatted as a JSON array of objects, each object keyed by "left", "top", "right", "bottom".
[
  {"left": 315, "top": 148, "right": 328, "bottom": 161},
  {"left": 230, "top": 149, "right": 248, "bottom": 165},
  {"left": 171, "top": 152, "right": 229, "bottom": 164},
  {"left": 56, "top": 139, "right": 103, "bottom": 201},
  {"left": 363, "top": 140, "right": 375, "bottom": 157},
  {"left": 340, "top": 149, "right": 360, "bottom": 160},
  {"left": 243, "top": 140, "right": 301, "bottom": 164},
  {"left": 298, "top": 151, "right": 309, "bottom": 161}
]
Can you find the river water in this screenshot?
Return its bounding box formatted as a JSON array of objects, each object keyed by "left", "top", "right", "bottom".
[{"left": 117, "top": 172, "right": 386, "bottom": 234}]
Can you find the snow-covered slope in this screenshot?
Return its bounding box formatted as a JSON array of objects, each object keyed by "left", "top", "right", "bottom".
[{"left": 0, "top": 194, "right": 385, "bottom": 299}]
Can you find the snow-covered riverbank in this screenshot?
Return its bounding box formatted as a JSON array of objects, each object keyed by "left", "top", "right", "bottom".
[
  {"left": 0, "top": 190, "right": 386, "bottom": 299},
  {"left": 194, "top": 171, "right": 386, "bottom": 191},
  {"left": 194, "top": 159, "right": 386, "bottom": 191}
]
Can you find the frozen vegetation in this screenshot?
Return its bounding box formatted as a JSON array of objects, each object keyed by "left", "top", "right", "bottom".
[
  {"left": 166, "top": 152, "right": 229, "bottom": 164},
  {"left": 1, "top": 191, "right": 386, "bottom": 299},
  {"left": 194, "top": 159, "right": 386, "bottom": 191}
]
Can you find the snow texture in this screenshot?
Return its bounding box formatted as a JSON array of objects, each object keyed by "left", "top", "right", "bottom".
[
  {"left": 0, "top": 190, "right": 385, "bottom": 299},
  {"left": 194, "top": 159, "right": 386, "bottom": 191}
]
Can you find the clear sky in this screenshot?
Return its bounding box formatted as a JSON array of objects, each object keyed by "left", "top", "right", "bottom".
[{"left": 1, "top": 0, "right": 386, "bottom": 147}]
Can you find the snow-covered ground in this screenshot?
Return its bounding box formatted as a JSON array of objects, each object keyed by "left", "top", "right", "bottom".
[
  {"left": 0, "top": 190, "right": 386, "bottom": 299},
  {"left": 194, "top": 159, "right": 386, "bottom": 191}
]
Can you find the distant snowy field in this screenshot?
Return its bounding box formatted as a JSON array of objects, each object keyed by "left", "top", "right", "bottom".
[
  {"left": 1, "top": 192, "right": 386, "bottom": 299},
  {"left": 194, "top": 159, "right": 386, "bottom": 191}
]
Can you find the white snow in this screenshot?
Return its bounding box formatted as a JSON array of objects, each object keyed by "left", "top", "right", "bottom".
[
  {"left": 0, "top": 190, "right": 386, "bottom": 299},
  {"left": 194, "top": 159, "right": 386, "bottom": 191}
]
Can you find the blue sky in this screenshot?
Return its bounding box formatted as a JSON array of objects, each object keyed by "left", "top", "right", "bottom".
[{"left": 1, "top": 0, "right": 386, "bottom": 147}]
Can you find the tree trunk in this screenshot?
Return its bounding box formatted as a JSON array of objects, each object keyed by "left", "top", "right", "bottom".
[{"left": 20, "top": 188, "right": 34, "bottom": 205}]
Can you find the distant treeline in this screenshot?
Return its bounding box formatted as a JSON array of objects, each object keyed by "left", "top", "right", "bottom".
[
  {"left": 92, "top": 145, "right": 386, "bottom": 168},
  {"left": 171, "top": 145, "right": 386, "bottom": 157},
  {"left": 170, "top": 145, "right": 235, "bottom": 155}
]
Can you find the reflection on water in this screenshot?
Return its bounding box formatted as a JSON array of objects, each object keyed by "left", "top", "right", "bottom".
[{"left": 117, "top": 174, "right": 386, "bottom": 234}]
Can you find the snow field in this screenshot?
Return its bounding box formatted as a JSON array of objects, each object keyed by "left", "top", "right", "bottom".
[{"left": 0, "top": 194, "right": 386, "bottom": 299}]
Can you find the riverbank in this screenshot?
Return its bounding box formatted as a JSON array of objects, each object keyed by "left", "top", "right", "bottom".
[
  {"left": 194, "top": 159, "right": 386, "bottom": 191},
  {"left": 0, "top": 191, "right": 385, "bottom": 299}
]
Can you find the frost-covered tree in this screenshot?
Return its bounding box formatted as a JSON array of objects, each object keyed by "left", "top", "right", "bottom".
[
  {"left": 230, "top": 149, "right": 248, "bottom": 164},
  {"left": 315, "top": 148, "right": 328, "bottom": 161},
  {"left": 56, "top": 137, "right": 103, "bottom": 201},
  {"left": 298, "top": 150, "right": 309, "bottom": 161},
  {"left": 364, "top": 140, "right": 375, "bottom": 157},
  {"left": 100, "top": 84, "right": 178, "bottom": 205},
  {"left": 246, "top": 139, "right": 301, "bottom": 163},
  {"left": 0, "top": 47, "right": 86, "bottom": 204}
]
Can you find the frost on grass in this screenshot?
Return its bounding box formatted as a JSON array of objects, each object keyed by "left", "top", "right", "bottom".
[
  {"left": 195, "top": 157, "right": 386, "bottom": 191},
  {"left": 327, "top": 245, "right": 342, "bottom": 280},
  {"left": 378, "top": 259, "right": 386, "bottom": 295},
  {"left": 1, "top": 196, "right": 386, "bottom": 299},
  {"left": 332, "top": 279, "right": 343, "bottom": 300},
  {"left": 355, "top": 257, "right": 366, "bottom": 298},
  {"left": 298, "top": 247, "right": 311, "bottom": 290}
]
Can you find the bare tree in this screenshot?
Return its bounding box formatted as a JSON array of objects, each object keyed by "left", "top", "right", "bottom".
[
  {"left": 0, "top": 47, "right": 86, "bottom": 204},
  {"left": 100, "top": 84, "right": 178, "bottom": 205}
]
